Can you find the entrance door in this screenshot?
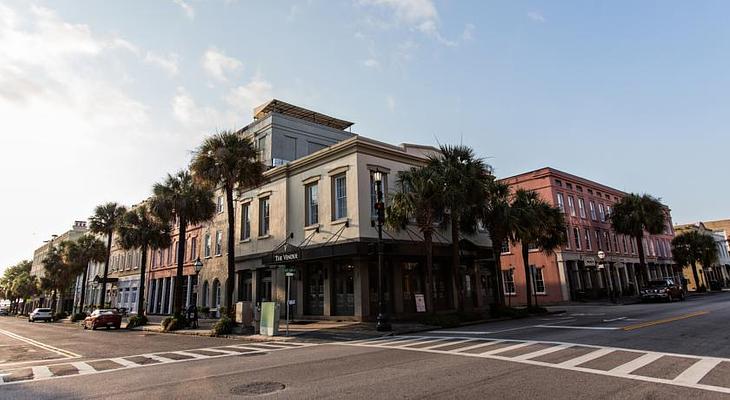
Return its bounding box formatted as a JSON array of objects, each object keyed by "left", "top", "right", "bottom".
[
  {"left": 333, "top": 264, "right": 355, "bottom": 316},
  {"left": 306, "top": 264, "right": 324, "bottom": 315}
]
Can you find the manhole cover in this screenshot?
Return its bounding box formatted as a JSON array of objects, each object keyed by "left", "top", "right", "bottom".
[{"left": 231, "top": 382, "right": 286, "bottom": 396}]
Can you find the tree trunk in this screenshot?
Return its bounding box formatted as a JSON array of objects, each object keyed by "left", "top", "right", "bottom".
[
  {"left": 451, "top": 218, "right": 463, "bottom": 311},
  {"left": 521, "top": 243, "right": 533, "bottom": 308},
  {"left": 173, "top": 219, "right": 188, "bottom": 317},
  {"left": 225, "top": 186, "right": 236, "bottom": 319},
  {"left": 690, "top": 261, "right": 702, "bottom": 291},
  {"left": 636, "top": 233, "right": 649, "bottom": 287},
  {"left": 493, "top": 241, "right": 505, "bottom": 306},
  {"left": 78, "top": 263, "right": 89, "bottom": 314},
  {"left": 52, "top": 289, "right": 57, "bottom": 313},
  {"left": 424, "top": 230, "right": 435, "bottom": 314},
  {"left": 137, "top": 245, "right": 148, "bottom": 316},
  {"left": 99, "top": 233, "right": 113, "bottom": 308}
]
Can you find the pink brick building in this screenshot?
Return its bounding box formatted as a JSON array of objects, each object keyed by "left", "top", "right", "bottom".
[{"left": 499, "top": 168, "right": 677, "bottom": 305}]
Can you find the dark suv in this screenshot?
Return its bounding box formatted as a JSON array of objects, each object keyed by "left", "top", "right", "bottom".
[{"left": 641, "top": 279, "right": 685, "bottom": 302}]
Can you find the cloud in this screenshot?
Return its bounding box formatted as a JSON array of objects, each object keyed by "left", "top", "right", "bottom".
[
  {"left": 527, "top": 11, "right": 546, "bottom": 23},
  {"left": 202, "top": 47, "right": 243, "bottom": 82},
  {"left": 461, "top": 23, "right": 475, "bottom": 41},
  {"left": 225, "top": 76, "right": 273, "bottom": 114},
  {"left": 386, "top": 95, "right": 396, "bottom": 112},
  {"left": 357, "top": 0, "right": 463, "bottom": 46},
  {"left": 363, "top": 58, "right": 381, "bottom": 69},
  {"left": 144, "top": 51, "right": 179, "bottom": 76},
  {"left": 173, "top": 0, "right": 195, "bottom": 19}
]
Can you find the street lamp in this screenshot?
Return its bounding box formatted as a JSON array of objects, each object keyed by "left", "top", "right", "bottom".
[
  {"left": 373, "top": 170, "right": 391, "bottom": 332},
  {"left": 194, "top": 257, "right": 204, "bottom": 302}
]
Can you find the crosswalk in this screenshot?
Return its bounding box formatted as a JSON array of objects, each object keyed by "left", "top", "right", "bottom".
[
  {"left": 0, "top": 341, "right": 315, "bottom": 385},
  {"left": 340, "top": 335, "right": 730, "bottom": 395}
]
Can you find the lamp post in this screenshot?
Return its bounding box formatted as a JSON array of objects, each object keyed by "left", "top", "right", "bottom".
[
  {"left": 194, "top": 257, "right": 203, "bottom": 303},
  {"left": 373, "top": 170, "right": 391, "bottom": 332}
]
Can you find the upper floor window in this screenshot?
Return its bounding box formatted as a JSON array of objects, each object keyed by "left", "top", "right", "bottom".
[
  {"left": 584, "top": 229, "right": 592, "bottom": 250},
  {"left": 572, "top": 227, "right": 581, "bottom": 250},
  {"left": 216, "top": 195, "right": 224, "bottom": 213},
  {"left": 605, "top": 205, "right": 612, "bottom": 220},
  {"left": 565, "top": 228, "right": 571, "bottom": 249},
  {"left": 568, "top": 196, "right": 577, "bottom": 217},
  {"left": 305, "top": 183, "right": 319, "bottom": 226},
  {"left": 589, "top": 201, "right": 597, "bottom": 220},
  {"left": 578, "top": 198, "right": 587, "bottom": 218},
  {"left": 501, "top": 240, "right": 510, "bottom": 254},
  {"left": 333, "top": 174, "right": 347, "bottom": 220},
  {"left": 240, "top": 203, "right": 251, "bottom": 240},
  {"left": 595, "top": 230, "right": 602, "bottom": 250},
  {"left": 556, "top": 193, "right": 565, "bottom": 212},
  {"left": 259, "top": 197, "right": 270, "bottom": 235},
  {"left": 257, "top": 136, "right": 267, "bottom": 162},
  {"left": 503, "top": 269, "right": 516, "bottom": 295},
  {"left": 598, "top": 203, "right": 606, "bottom": 222},
  {"left": 191, "top": 237, "right": 197, "bottom": 260},
  {"left": 204, "top": 233, "right": 211, "bottom": 258},
  {"left": 532, "top": 266, "right": 546, "bottom": 294},
  {"left": 215, "top": 230, "right": 222, "bottom": 255}
]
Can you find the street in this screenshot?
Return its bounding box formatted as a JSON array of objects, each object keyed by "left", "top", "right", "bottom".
[{"left": 2, "top": 294, "right": 730, "bottom": 399}]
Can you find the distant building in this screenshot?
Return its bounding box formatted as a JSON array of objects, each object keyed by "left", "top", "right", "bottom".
[
  {"left": 698, "top": 219, "right": 730, "bottom": 283},
  {"left": 500, "top": 168, "right": 677, "bottom": 305},
  {"left": 673, "top": 222, "right": 730, "bottom": 291}
]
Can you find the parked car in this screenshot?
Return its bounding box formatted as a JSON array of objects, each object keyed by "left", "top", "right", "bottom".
[
  {"left": 29, "top": 308, "right": 53, "bottom": 322},
  {"left": 0, "top": 308, "right": 9, "bottom": 316},
  {"left": 83, "top": 309, "right": 122, "bottom": 330},
  {"left": 640, "top": 279, "right": 685, "bottom": 302}
]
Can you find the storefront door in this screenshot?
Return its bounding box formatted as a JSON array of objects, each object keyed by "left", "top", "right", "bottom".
[
  {"left": 306, "top": 264, "right": 324, "bottom": 315},
  {"left": 333, "top": 264, "right": 355, "bottom": 316}
]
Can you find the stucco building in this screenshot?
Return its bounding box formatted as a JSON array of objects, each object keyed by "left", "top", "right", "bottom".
[
  {"left": 673, "top": 222, "right": 730, "bottom": 290},
  {"left": 500, "top": 168, "right": 677, "bottom": 305}
]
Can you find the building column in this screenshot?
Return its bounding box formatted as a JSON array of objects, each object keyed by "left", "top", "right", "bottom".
[
  {"left": 556, "top": 253, "right": 571, "bottom": 301},
  {"left": 186, "top": 275, "right": 192, "bottom": 308},
  {"left": 168, "top": 277, "right": 175, "bottom": 314},
  {"left": 323, "top": 261, "right": 332, "bottom": 317},
  {"left": 354, "top": 260, "right": 368, "bottom": 319},
  {"left": 160, "top": 278, "right": 168, "bottom": 314}
]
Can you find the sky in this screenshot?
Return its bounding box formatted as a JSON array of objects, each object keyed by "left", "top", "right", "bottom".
[{"left": 2, "top": 0, "right": 730, "bottom": 272}]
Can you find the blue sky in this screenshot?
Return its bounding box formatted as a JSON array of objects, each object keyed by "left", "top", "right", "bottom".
[{"left": 2, "top": 0, "right": 729, "bottom": 270}]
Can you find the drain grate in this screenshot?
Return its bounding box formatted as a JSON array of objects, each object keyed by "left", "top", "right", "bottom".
[{"left": 231, "top": 382, "right": 286, "bottom": 396}]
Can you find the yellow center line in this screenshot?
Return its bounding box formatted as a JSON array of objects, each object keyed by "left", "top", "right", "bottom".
[{"left": 621, "top": 311, "right": 709, "bottom": 331}]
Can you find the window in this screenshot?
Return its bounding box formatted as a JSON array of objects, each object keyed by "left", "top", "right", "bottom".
[
  {"left": 572, "top": 227, "right": 581, "bottom": 249},
  {"left": 556, "top": 193, "right": 565, "bottom": 212},
  {"left": 202, "top": 281, "right": 209, "bottom": 307},
  {"left": 595, "top": 231, "right": 602, "bottom": 250},
  {"left": 584, "top": 229, "right": 592, "bottom": 250},
  {"left": 598, "top": 203, "right": 606, "bottom": 222},
  {"left": 215, "top": 230, "right": 222, "bottom": 255},
  {"left": 305, "top": 183, "right": 319, "bottom": 226},
  {"left": 216, "top": 195, "right": 224, "bottom": 213},
  {"left": 606, "top": 205, "right": 612, "bottom": 219},
  {"left": 213, "top": 280, "right": 221, "bottom": 308},
  {"left": 241, "top": 203, "right": 251, "bottom": 240},
  {"left": 589, "top": 201, "right": 597, "bottom": 220},
  {"left": 604, "top": 231, "right": 611, "bottom": 252},
  {"left": 502, "top": 269, "right": 516, "bottom": 295},
  {"left": 612, "top": 234, "right": 619, "bottom": 254},
  {"left": 257, "top": 136, "right": 267, "bottom": 162},
  {"left": 578, "top": 198, "right": 587, "bottom": 218},
  {"left": 173, "top": 241, "right": 178, "bottom": 263},
  {"left": 501, "top": 240, "right": 510, "bottom": 254},
  {"left": 568, "top": 196, "right": 576, "bottom": 216},
  {"left": 565, "top": 228, "right": 571, "bottom": 249},
  {"left": 333, "top": 174, "right": 347, "bottom": 220},
  {"left": 259, "top": 197, "right": 270, "bottom": 235},
  {"left": 167, "top": 245, "right": 172, "bottom": 264},
  {"left": 532, "top": 266, "right": 546, "bottom": 294},
  {"left": 191, "top": 237, "right": 197, "bottom": 260},
  {"left": 204, "top": 233, "right": 211, "bottom": 257},
  {"left": 622, "top": 235, "right": 628, "bottom": 254},
  {"left": 631, "top": 238, "right": 637, "bottom": 254}
]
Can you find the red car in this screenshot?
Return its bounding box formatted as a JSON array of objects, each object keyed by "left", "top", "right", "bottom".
[{"left": 83, "top": 309, "right": 122, "bottom": 330}]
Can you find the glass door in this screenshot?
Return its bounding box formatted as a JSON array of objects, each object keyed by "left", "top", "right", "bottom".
[
  {"left": 306, "top": 264, "right": 324, "bottom": 315},
  {"left": 333, "top": 263, "right": 354, "bottom": 316}
]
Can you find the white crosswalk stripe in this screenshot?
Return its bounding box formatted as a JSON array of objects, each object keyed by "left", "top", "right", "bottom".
[
  {"left": 338, "top": 335, "right": 730, "bottom": 395},
  {"left": 0, "top": 341, "right": 315, "bottom": 386}
]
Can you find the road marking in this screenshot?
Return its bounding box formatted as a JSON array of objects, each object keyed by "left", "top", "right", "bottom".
[
  {"left": 110, "top": 358, "right": 139, "bottom": 368},
  {"left": 425, "top": 339, "right": 475, "bottom": 350},
  {"left": 674, "top": 358, "right": 723, "bottom": 384},
  {"left": 480, "top": 342, "right": 533, "bottom": 355},
  {"left": 31, "top": 366, "right": 53, "bottom": 379},
  {"left": 558, "top": 348, "right": 615, "bottom": 367},
  {"left": 0, "top": 328, "right": 80, "bottom": 359},
  {"left": 0, "top": 341, "right": 315, "bottom": 386},
  {"left": 70, "top": 362, "right": 95, "bottom": 375},
  {"left": 534, "top": 325, "right": 620, "bottom": 331},
  {"left": 622, "top": 311, "right": 709, "bottom": 331},
  {"left": 338, "top": 336, "right": 730, "bottom": 394},
  {"left": 603, "top": 317, "right": 627, "bottom": 323},
  {"left": 432, "top": 331, "right": 493, "bottom": 335},
  {"left": 513, "top": 344, "right": 572, "bottom": 361}
]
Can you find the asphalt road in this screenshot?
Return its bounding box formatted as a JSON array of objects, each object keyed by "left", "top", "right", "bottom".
[{"left": 1, "top": 293, "right": 730, "bottom": 399}]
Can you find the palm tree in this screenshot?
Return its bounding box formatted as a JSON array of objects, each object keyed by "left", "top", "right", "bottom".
[
  {"left": 89, "top": 202, "right": 128, "bottom": 308},
  {"left": 1, "top": 261, "right": 33, "bottom": 314},
  {"left": 386, "top": 165, "right": 445, "bottom": 313},
  {"left": 671, "top": 231, "right": 718, "bottom": 292},
  {"left": 150, "top": 170, "right": 216, "bottom": 317},
  {"left": 428, "top": 145, "right": 491, "bottom": 310},
  {"left": 41, "top": 245, "right": 74, "bottom": 313},
  {"left": 610, "top": 194, "right": 666, "bottom": 287},
  {"left": 63, "top": 235, "right": 107, "bottom": 314},
  {"left": 12, "top": 270, "right": 38, "bottom": 315},
  {"left": 116, "top": 204, "right": 172, "bottom": 316},
  {"left": 190, "top": 131, "right": 265, "bottom": 317},
  {"left": 478, "top": 180, "right": 515, "bottom": 306},
  {"left": 510, "top": 189, "right": 567, "bottom": 308}
]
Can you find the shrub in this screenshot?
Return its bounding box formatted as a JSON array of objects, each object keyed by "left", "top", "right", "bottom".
[
  {"left": 53, "top": 312, "right": 68, "bottom": 321},
  {"left": 161, "top": 314, "right": 188, "bottom": 332},
  {"left": 212, "top": 316, "right": 233, "bottom": 336},
  {"left": 198, "top": 306, "right": 210, "bottom": 318},
  {"left": 70, "top": 312, "right": 87, "bottom": 322},
  {"left": 127, "top": 315, "right": 148, "bottom": 329},
  {"left": 218, "top": 306, "right": 227, "bottom": 318}
]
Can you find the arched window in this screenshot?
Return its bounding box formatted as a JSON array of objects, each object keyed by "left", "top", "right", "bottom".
[
  {"left": 202, "top": 281, "right": 209, "bottom": 307},
  {"left": 213, "top": 280, "right": 221, "bottom": 308}
]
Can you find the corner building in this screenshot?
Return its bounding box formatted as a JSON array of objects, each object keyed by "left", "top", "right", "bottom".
[{"left": 500, "top": 168, "right": 677, "bottom": 304}]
